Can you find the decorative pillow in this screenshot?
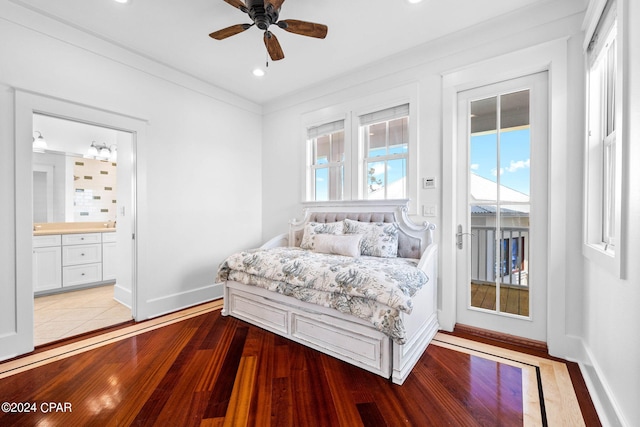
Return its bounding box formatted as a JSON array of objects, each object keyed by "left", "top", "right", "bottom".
[
  {"left": 343, "top": 218, "right": 399, "bottom": 258},
  {"left": 300, "top": 221, "right": 345, "bottom": 250},
  {"left": 313, "top": 234, "right": 362, "bottom": 257}
]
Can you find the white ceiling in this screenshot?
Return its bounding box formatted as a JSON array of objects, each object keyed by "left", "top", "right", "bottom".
[{"left": 16, "top": 0, "right": 560, "bottom": 105}]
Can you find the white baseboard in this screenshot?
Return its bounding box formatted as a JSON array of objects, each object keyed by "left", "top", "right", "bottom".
[
  {"left": 576, "top": 340, "right": 627, "bottom": 427},
  {"left": 137, "top": 282, "right": 224, "bottom": 320},
  {"left": 113, "top": 283, "right": 132, "bottom": 308}
]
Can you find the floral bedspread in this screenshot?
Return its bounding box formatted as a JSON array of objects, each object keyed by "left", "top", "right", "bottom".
[{"left": 216, "top": 247, "right": 428, "bottom": 344}]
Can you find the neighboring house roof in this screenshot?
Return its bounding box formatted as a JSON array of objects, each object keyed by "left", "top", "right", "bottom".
[{"left": 470, "top": 173, "right": 529, "bottom": 215}]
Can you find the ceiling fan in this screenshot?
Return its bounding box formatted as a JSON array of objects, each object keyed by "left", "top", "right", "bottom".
[{"left": 209, "top": 0, "right": 328, "bottom": 61}]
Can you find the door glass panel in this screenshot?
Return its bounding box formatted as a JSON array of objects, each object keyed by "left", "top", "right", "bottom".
[
  {"left": 470, "top": 205, "right": 497, "bottom": 311},
  {"left": 499, "top": 204, "right": 530, "bottom": 316},
  {"left": 468, "top": 90, "right": 531, "bottom": 318},
  {"left": 500, "top": 90, "right": 531, "bottom": 198},
  {"left": 470, "top": 97, "right": 498, "bottom": 200}
]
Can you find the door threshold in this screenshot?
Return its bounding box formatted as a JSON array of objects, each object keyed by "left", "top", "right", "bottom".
[{"left": 453, "top": 323, "right": 548, "bottom": 354}]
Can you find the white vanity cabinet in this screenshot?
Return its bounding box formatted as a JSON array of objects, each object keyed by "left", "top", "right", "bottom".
[
  {"left": 102, "top": 232, "right": 117, "bottom": 281},
  {"left": 33, "top": 230, "right": 117, "bottom": 294},
  {"left": 62, "top": 233, "right": 102, "bottom": 287},
  {"left": 33, "top": 235, "right": 62, "bottom": 292}
]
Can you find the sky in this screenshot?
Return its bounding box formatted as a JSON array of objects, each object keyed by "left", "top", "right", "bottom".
[{"left": 470, "top": 128, "right": 531, "bottom": 196}]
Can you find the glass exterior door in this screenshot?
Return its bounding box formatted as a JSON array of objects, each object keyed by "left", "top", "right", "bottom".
[
  {"left": 456, "top": 73, "right": 548, "bottom": 341},
  {"left": 468, "top": 90, "right": 531, "bottom": 317}
]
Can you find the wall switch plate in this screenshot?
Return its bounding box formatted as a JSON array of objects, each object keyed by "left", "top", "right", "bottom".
[
  {"left": 423, "top": 177, "right": 436, "bottom": 189},
  {"left": 422, "top": 204, "right": 437, "bottom": 217}
]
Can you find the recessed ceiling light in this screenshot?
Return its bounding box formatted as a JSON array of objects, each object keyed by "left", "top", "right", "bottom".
[
  {"left": 252, "top": 68, "right": 265, "bottom": 77},
  {"left": 114, "top": 0, "right": 130, "bottom": 4},
  {"left": 407, "top": 0, "right": 423, "bottom": 3}
]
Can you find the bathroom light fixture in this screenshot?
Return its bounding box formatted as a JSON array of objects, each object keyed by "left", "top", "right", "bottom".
[
  {"left": 87, "top": 141, "right": 117, "bottom": 161},
  {"left": 87, "top": 141, "right": 100, "bottom": 157},
  {"left": 32, "top": 131, "right": 48, "bottom": 152}
]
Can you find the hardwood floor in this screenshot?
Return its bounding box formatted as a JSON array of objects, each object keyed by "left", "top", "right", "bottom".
[{"left": 0, "top": 301, "right": 599, "bottom": 426}]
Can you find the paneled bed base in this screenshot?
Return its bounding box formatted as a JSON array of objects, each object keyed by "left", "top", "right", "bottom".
[{"left": 221, "top": 280, "right": 439, "bottom": 385}]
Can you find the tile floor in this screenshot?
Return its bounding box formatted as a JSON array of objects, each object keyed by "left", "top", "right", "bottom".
[{"left": 34, "top": 285, "right": 132, "bottom": 346}]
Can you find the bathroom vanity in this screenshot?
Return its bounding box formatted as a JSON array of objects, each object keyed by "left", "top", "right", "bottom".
[{"left": 33, "top": 222, "right": 117, "bottom": 295}]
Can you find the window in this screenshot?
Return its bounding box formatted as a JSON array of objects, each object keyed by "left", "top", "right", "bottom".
[
  {"left": 585, "top": 0, "right": 617, "bottom": 250},
  {"left": 307, "top": 120, "right": 345, "bottom": 201},
  {"left": 360, "top": 104, "right": 409, "bottom": 200},
  {"left": 303, "top": 86, "right": 418, "bottom": 206},
  {"left": 584, "top": 0, "right": 625, "bottom": 277}
]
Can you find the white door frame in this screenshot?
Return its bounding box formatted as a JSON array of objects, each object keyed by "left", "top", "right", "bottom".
[
  {"left": 1, "top": 89, "right": 146, "bottom": 360},
  {"left": 441, "top": 39, "right": 575, "bottom": 357},
  {"left": 455, "top": 72, "right": 548, "bottom": 341}
]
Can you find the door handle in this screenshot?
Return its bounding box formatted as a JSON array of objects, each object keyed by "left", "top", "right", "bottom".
[{"left": 456, "top": 224, "right": 475, "bottom": 250}]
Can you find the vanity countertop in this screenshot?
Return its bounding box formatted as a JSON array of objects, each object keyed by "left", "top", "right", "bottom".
[{"left": 33, "top": 222, "right": 116, "bottom": 236}]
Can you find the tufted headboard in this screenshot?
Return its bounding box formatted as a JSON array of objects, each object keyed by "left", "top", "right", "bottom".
[{"left": 288, "top": 200, "right": 435, "bottom": 259}]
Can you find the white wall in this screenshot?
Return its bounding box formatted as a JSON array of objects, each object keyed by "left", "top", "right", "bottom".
[
  {"left": 260, "top": 0, "right": 640, "bottom": 425},
  {"left": 579, "top": 1, "right": 640, "bottom": 425},
  {"left": 0, "top": 0, "right": 263, "bottom": 353}
]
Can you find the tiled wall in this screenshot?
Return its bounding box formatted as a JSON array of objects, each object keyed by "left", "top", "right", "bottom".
[{"left": 73, "top": 158, "right": 117, "bottom": 222}]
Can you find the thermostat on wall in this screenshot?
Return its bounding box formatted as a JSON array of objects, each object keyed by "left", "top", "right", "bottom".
[{"left": 422, "top": 177, "right": 436, "bottom": 189}]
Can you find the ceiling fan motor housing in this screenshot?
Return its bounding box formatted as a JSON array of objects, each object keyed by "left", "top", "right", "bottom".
[{"left": 247, "top": 0, "right": 280, "bottom": 30}]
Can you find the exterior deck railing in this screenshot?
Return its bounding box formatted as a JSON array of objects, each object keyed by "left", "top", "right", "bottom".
[{"left": 470, "top": 226, "right": 529, "bottom": 288}]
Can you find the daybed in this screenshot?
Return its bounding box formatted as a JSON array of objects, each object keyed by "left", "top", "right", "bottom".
[{"left": 217, "top": 200, "right": 438, "bottom": 384}]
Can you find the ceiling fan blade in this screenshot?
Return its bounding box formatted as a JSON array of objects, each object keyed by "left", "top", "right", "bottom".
[
  {"left": 209, "top": 23, "right": 252, "bottom": 40},
  {"left": 224, "top": 0, "right": 248, "bottom": 12},
  {"left": 265, "top": 0, "right": 285, "bottom": 11},
  {"left": 277, "top": 19, "right": 328, "bottom": 39},
  {"left": 264, "top": 31, "right": 284, "bottom": 61}
]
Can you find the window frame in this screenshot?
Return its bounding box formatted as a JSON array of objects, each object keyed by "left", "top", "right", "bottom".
[
  {"left": 301, "top": 86, "right": 418, "bottom": 212},
  {"left": 307, "top": 121, "right": 346, "bottom": 201},
  {"left": 582, "top": 0, "right": 626, "bottom": 278}
]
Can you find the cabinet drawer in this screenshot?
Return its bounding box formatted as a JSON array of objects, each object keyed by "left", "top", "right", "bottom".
[
  {"left": 63, "top": 263, "right": 102, "bottom": 287},
  {"left": 63, "top": 244, "right": 102, "bottom": 266},
  {"left": 62, "top": 233, "right": 102, "bottom": 245},
  {"left": 102, "top": 232, "right": 117, "bottom": 243},
  {"left": 33, "top": 235, "right": 61, "bottom": 248}
]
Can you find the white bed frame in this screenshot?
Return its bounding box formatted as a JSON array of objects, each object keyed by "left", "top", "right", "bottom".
[{"left": 221, "top": 200, "right": 439, "bottom": 384}]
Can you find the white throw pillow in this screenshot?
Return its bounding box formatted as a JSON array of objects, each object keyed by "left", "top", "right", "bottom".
[
  {"left": 313, "top": 234, "right": 362, "bottom": 257},
  {"left": 300, "top": 221, "right": 345, "bottom": 250},
  {"left": 343, "top": 218, "right": 399, "bottom": 257}
]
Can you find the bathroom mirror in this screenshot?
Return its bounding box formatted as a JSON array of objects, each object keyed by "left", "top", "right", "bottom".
[{"left": 32, "top": 113, "right": 122, "bottom": 224}]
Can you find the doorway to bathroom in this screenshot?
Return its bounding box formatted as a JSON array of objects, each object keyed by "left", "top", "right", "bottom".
[
  {"left": 1, "top": 89, "right": 145, "bottom": 360},
  {"left": 31, "top": 113, "right": 135, "bottom": 346}
]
